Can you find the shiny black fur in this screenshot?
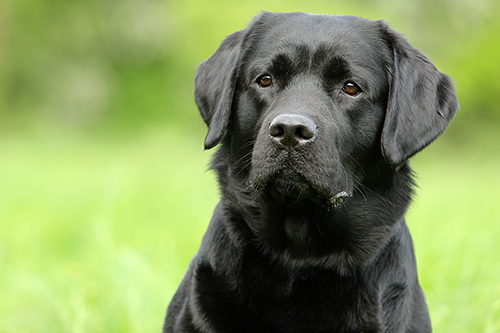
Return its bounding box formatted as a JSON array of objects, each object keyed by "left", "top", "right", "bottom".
[{"left": 164, "top": 12, "right": 458, "bottom": 333}]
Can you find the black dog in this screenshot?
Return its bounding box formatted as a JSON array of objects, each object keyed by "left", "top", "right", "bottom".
[{"left": 164, "top": 12, "right": 458, "bottom": 333}]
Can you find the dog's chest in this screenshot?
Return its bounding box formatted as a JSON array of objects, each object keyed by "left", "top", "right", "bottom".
[{"left": 194, "top": 260, "right": 382, "bottom": 332}]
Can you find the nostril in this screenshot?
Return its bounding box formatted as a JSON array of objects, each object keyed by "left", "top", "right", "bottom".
[
  {"left": 270, "top": 124, "right": 285, "bottom": 138},
  {"left": 295, "top": 126, "right": 315, "bottom": 140}
]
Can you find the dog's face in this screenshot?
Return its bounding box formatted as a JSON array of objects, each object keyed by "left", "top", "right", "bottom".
[
  {"left": 196, "top": 12, "right": 457, "bottom": 209},
  {"left": 240, "top": 17, "right": 391, "bottom": 205}
]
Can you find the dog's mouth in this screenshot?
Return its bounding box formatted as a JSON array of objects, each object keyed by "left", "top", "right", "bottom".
[{"left": 252, "top": 168, "right": 351, "bottom": 208}]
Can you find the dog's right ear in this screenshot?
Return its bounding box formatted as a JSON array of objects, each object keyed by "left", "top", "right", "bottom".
[{"left": 195, "top": 30, "right": 244, "bottom": 150}]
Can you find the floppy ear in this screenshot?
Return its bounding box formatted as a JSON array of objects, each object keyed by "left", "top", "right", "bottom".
[
  {"left": 195, "top": 30, "right": 244, "bottom": 150},
  {"left": 381, "top": 29, "right": 459, "bottom": 167}
]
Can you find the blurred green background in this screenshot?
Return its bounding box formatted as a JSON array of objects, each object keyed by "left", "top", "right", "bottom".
[{"left": 1, "top": 0, "right": 499, "bottom": 332}]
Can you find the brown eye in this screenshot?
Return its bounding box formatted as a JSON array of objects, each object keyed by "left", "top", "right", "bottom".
[
  {"left": 342, "top": 81, "right": 362, "bottom": 96},
  {"left": 257, "top": 75, "right": 273, "bottom": 88}
]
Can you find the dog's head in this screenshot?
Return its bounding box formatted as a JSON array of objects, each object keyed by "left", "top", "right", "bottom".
[{"left": 195, "top": 12, "right": 458, "bottom": 208}]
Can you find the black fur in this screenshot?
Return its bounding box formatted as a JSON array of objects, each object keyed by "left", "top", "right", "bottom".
[{"left": 164, "top": 12, "right": 458, "bottom": 333}]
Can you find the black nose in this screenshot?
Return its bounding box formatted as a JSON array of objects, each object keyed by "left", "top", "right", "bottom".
[{"left": 269, "top": 114, "right": 317, "bottom": 149}]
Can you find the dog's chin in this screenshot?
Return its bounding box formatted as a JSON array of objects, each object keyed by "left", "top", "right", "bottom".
[
  {"left": 253, "top": 169, "right": 351, "bottom": 208},
  {"left": 267, "top": 177, "right": 316, "bottom": 204}
]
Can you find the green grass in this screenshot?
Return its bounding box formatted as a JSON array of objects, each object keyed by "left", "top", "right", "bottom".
[{"left": 0, "top": 126, "right": 499, "bottom": 332}]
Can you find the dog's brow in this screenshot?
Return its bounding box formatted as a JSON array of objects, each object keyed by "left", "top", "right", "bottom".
[
  {"left": 266, "top": 53, "right": 294, "bottom": 89},
  {"left": 270, "top": 54, "right": 294, "bottom": 78},
  {"left": 323, "top": 56, "right": 351, "bottom": 83},
  {"left": 312, "top": 45, "right": 330, "bottom": 68},
  {"left": 276, "top": 44, "right": 347, "bottom": 75}
]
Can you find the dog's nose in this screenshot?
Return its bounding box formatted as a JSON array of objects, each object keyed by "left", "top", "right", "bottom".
[{"left": 269, "top": 114, "right": 317, "bottom": 149}]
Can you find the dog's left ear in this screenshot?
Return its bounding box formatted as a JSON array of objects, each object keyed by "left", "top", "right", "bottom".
[{"left": 380, "top": 26, "right": 459, "bottom": 168}]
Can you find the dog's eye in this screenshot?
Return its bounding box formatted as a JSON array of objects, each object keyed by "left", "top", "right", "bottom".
[
  {"left": 257, "top": 75, "right": 273, "bottom": 88},
  {"left": 342, "top": 82, "right": 362, "bottom": 96}
]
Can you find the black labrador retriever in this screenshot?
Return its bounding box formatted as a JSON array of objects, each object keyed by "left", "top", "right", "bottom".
[{"left": 164, "top": 12, "right": 458, "bottom": 333}]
